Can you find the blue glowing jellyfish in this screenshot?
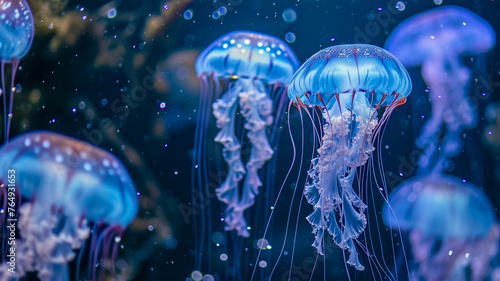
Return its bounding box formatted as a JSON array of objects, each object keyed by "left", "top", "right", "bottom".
[
  {"left": 194, "top": 31, "right": 299, "bottom": 237},
  {"left": 385, "top": 6, "right": 496, "bottom": 173},
  {"left": 383, "top": 174, "right": 498, "bottom": 281},
  {"left": 0, "top": 0, "right": 34, "bottom": 142},
  {"left": 287, "top": 44, "right": 411, "bottom": 271},
  {"left": 0, "top": 131, "right": 138, "bottom": 281}
]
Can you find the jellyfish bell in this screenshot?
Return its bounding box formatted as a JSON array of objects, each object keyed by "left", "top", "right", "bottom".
[
  {"left": 385, "top": 6, "right": 496, "bottom": 171},
  {"left": 0, "top": 0, "right": 34, "bottom": 62},
  {"left": 0, "top": 0, "right": 35, "bottom": 142},
  {"left": 385, "top": 5, "right": 495, "bottom": 68},
  {"left": 287, "top": 44, "right": 411, "bottom": 271},
  {"left": 0, "top": 131, "right": 138, "bottom": 281},
  {"left": 383, "top": 174, "right": 497, "bottom": 281}
]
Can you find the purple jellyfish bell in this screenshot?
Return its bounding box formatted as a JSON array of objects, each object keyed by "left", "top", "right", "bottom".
[
  {"left": 287, "top": 44, "right": 411, "bottom": 271},
  {"left": 195, "top": 31, "right": 299, "bottom": 237},
  {"left": 0, "top": 131, "right": 138, "bottom": 281},
  {"left": 385, "top": 6, "right": 496, "bottom": 172}
]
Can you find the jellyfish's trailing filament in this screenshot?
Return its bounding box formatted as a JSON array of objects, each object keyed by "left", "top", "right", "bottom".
[
  {"left": 287, "top": 44, "right": 411, "bottom": 270},
  {"left": 0, "top": 131, "right": 138, "bottom": 281},
  {"left": 385, "top": 5, "right": 496, "bottom": 172},
  {"left": 0, "top": 0, "right": 34, "bottom": 142},
  {"left": 383, "top": 174, "right": 498, "bottom": 281},
  {"left": 195, "top": 31, "right": 299, "bottom": 237}
]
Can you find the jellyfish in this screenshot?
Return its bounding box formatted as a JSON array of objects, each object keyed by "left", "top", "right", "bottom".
[
  {"left": 0, "top": 0, "right": 34, "bottom": 142},
  {"left": 0, "top": 131, "right": 138, "bottom": 281},
  {"left": 383, "top": 174, "right": 498, "bottom": 281},
  {"left": 194, "top": 30, "right": 299, "bottom": 237},
  {"left": 385, "top": 6, "right": 496, "bottom": 173},
  {"left": 286, "top": 44, "right": 411, "bottom": 271}
]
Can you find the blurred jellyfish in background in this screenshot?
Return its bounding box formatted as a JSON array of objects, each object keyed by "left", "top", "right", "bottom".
[
  {"left": 383, "top": 174, "right": 499, "bottom": 281},
  {"left": 0, "top": 0, "right": 34, "bottom": 142},
  {"left": 0, "top": 131, "right": 138, "bottom": 281},
  {"left": 193, "top": 30, "right": 298, "bottom": 278},
  {"left": 284, "top": 44, "right": 411, "bottom": 274},
  {"left": 385, "top": 5, "right": 496, "bottom": 173},
  {"left": 154, "top": 49, "right": 201, "bottom": 133}
]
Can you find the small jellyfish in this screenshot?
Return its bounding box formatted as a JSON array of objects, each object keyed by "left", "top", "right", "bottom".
[
  {"left": 0, "top": 131, "right": 138, "bottom": 281},
  {"left": 383, "top": 174, "right": 498, "bottom": 281},
  {"left": 0, "top": 0, "right": 34, "bottom": 142},
  {"left": 385, "top": 6, "right": 496, "bottom": 173},
  {"left": 286, "top": 44, "right": 411, "bottom": 272},
  {"left": 193, "top": 30, "right": 298, "bottom": 277}
]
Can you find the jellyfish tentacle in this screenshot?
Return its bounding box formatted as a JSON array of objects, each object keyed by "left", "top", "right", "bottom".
[
  {"left": 304, "top": 92, "right": 379, "bottom": 271},
  {"left": 230, "top": 79, "right": 274, "bottom": 237},
  {"left": 212, "top": 82, "right": 247, "bottom": 234},
  {"left": 10, "top": 203, "right": 90, "bottom": 281}
]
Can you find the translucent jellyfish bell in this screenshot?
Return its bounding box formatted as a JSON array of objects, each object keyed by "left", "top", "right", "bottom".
[
  {"left": 0, "top": 0, "right": 34, "bottom": 61},
  {"left": 385, "top": 5, "right": 495, "bottom": 68},
  {"left": 0, "top": 131, "right": 138, "bottom": 281},
  {"left": 385, "top": 6, "right": 496, "bottom": 172},
  {"left": 196, "top": 30, "right": 299, "bottom": 84},
  {"left": 0, "top": 0, "right": 35, "bottom": 142},
  {"left": 383, "top": 174, "right": 497, "bottom": 281},
  {"left": 287, "top": 44, "right": 411, "bottom": 271},
  {"left": 383, "top": 174, "right": 494, "bottom": 239}
]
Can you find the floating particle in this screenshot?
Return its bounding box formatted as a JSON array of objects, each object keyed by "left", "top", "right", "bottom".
[
  {"left": 220, "top": 253, "right": 228, "bottom": 261},
  {"left": 218, "top": 6, "right": 227, "bottom": 15},
  {"left": 184, "top": 9, "right": 194, "bottom": 20},
  {"left": 395, "top": 1, "right": 406, "bottom": 11},
  {"left": 285, "top": 32, "right": 296, "bottom": 43},
  {"left": 191, "top": 271, "right": 203, "bottom": 281},
  {"left": 107, "top": 8, "right": 117, "bottom": 19},
  {"left": 282, "top": 8, "right": 297, "bottom": 23}
]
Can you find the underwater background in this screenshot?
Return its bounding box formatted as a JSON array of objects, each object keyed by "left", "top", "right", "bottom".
[{"left": 4, "top": 0, "right": 500, "bottom": 280}]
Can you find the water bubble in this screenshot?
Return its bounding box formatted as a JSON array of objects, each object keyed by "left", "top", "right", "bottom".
[
  {"left": 78, "top": 101, "right": 86, "bottom": 109},
  {"left": 220, "top": 253, "right": 228, "bottom": 261},
  {"left": 107, "top": 8, "right": 117, "bottom": 19},
  {"left": 212, "top": 232, "right": 224, "bottom": 244},
  {"left": 284, "top": 32, "right": 296, "bottom": 43},
  {"left": 395, "top": 1, "right": 405, "bottom": 11},
  {"left": 101, "top": 99, "right": 108, "bottom": 106},
  {"left": 116, "top": 259, "right": 128, "bottom": 271},
  {"left": 212, "top": 11, "right": 220, "bottom": 19},
  {"left": 148, "top": 225, "right": 154, "bottom": 231},
  {"left": 165, "top": 237, "right": 178, "bottom": 249},
  {"left": 218, "top": 6, "right": 227, "bottom": 15},
  {"left": 15, "top": 84, "right": 21, "bottom": 93},
  {"left": 433, "top": 0, "right": 443, "bottom": 5},
  {"left": 256, "top": 238, "right": 269, "bottom": 249},
  {"left": 184, "top": 9, "right": 194, "bottom": 20},
  {"left": 203, "top": 275, "right": 215, "bottom": 281},
  {"left": 282, "top": 8, "right": 297, "bottom": 23},
  {"left": 163, "top": 4, "right": 169, "bottom": 10},
  {"left": 160, "top": 102, "right": 166, "bottom": 109},
  {"left": 191, "top": 271, "right": 203, "bottom": 281},
  {"left": 114, "top": 236, "right": 122, "bottom": 243},
  {"left": 259, "top": 260, "right": 268, "bottom": 268}
]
